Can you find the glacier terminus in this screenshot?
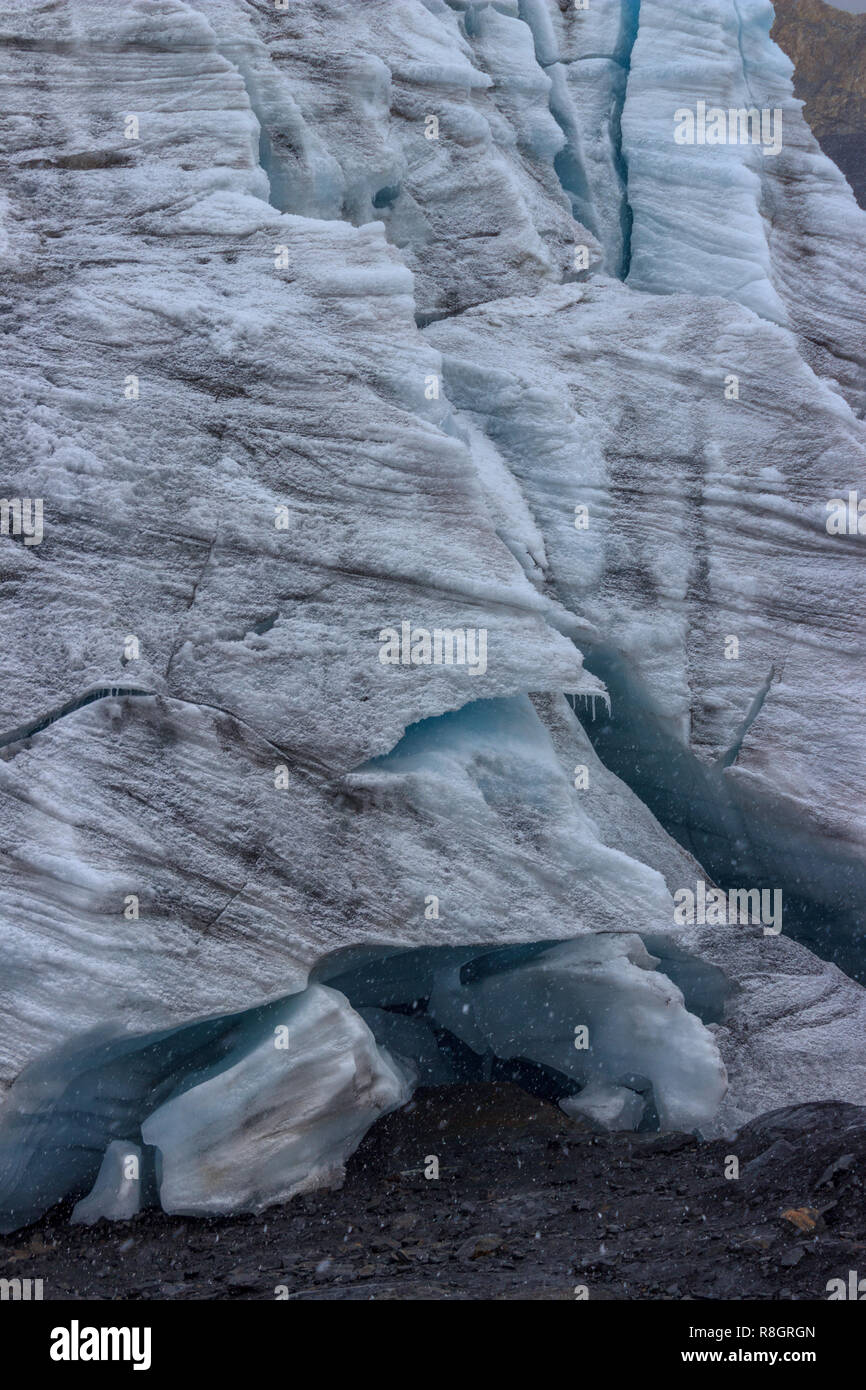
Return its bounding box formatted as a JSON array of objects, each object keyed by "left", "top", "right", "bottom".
[{"left": 0, "top": 0, "right": 864, "bottom": 1285}]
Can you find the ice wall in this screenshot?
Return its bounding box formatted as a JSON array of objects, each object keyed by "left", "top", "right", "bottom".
[{"left": 0, "top": 0, "right": 864, "bottom": 1227}]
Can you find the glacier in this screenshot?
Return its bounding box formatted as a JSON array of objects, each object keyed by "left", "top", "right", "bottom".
[{"left": 0, "top": 0, "right": 864, "bottom": 1230}]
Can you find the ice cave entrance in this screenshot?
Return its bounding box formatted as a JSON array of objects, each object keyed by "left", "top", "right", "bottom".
[
  {"left": 0, "top": 935, "right": 727, "bottom": 1230},
  {"left": 313, "top": 934, "right": 727, "bottom": 1137}
]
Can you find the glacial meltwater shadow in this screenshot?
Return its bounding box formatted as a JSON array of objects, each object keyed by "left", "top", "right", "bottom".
[{"left": 570, "top": 646, "right": 866, "bottom": 982}]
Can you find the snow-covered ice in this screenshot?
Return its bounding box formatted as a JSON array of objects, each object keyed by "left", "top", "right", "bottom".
[
  {"left": 71, "top": 1141, "right": 146, "bottom": 1226},
  {"left": 0, "top": 0, "right": 864, "bottom": 1227},
  {"left": 142, "top": 986, "right": 411, "bottom": 1216}
]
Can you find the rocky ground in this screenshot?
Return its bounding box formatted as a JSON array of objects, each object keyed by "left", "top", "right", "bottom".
[{"left": 2, "top": 1085, "right": 865, "bottom": 1301}]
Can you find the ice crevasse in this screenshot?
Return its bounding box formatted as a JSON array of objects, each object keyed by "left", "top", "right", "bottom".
[{"left": 0, "top": 0, "right": 865, "bottom": 1228}]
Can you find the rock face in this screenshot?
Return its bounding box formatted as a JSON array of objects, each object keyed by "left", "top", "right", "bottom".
[
  {"left": 773, "top": 0, "right": 866, "bottom": 207},
  {"left": 0, "top": 0, "right": 864, "bottom": 1229}
]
